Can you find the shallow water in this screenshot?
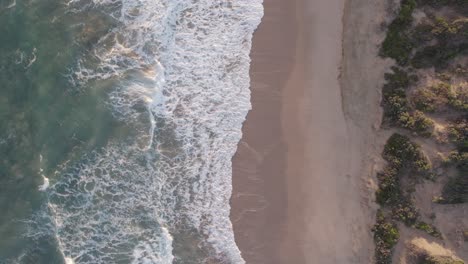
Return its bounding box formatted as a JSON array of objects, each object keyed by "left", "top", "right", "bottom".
[{"left": 0, "top": 0, "right": 263, "bottom": 263}]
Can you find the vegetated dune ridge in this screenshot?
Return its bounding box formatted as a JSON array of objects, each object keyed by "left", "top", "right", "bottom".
[{"left": 373, "top": 0, "right": 468, "bottom": 263}]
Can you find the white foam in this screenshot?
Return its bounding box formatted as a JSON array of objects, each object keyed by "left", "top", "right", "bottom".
[
  {"left": 64, "top": 257, "right": 75, "bottom": 264},
  {"left": 38, "top": 175, "right": 49, "bottom": 191},
  {"left": 38, "top": 154, "right": 50, "bottom": 191},
  {"left": 25, "top": 47, "right": 37, "bottom": 69},
  {"left": 6, "top": 0, "right": 16, "bottom": 9},
  {"left": 46, "top": 0, "right": 264, "bottom": 262}
]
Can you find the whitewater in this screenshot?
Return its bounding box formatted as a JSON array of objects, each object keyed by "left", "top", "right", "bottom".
[{"left": 16, "top": 0, "right": 266, "bottom": 263}]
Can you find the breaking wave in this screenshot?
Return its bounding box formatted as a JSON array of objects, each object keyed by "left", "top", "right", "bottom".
[{"left": 27, "top": 0, "right": 264, "bottom": 263}]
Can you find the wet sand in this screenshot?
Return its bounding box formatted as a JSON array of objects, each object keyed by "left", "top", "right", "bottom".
[
  {"left": 230, "top": 0, "right": 297, "bottom": 263},
  {"left": 231, "top": 0, "right": 389, "bottom": 263}
]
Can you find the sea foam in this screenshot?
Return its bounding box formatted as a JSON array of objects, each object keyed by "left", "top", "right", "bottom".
[{"left": 45, "top": 0, "right": 264, "bottom": 263}]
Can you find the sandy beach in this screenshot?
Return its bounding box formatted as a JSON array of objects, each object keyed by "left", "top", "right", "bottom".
[
  {"left": 230, "top": 0, "right": 296, "bottom": 263},
  {"left": 231, "top": 0, "right": 391, "bottom": 263}
]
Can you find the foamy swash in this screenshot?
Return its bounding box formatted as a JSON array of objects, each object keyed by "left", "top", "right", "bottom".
[{"left": 44, "top": 0, "right": 263, "bottom": 263}]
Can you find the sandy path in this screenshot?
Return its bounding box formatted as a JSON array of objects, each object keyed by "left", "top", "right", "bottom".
[
  {"left": 281, "top": 0, "right": 361, "bottom": 262},
  {"left": 280, "top": 0, "right": 391, "bottom": 262}
]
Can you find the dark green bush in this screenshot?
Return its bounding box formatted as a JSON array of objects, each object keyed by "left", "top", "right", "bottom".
[
  {"left": 381, "top": 0, "right": 417, "bottom": 65},
  {"left": 381, "top": 68, "right": 436, "bottom": 135},
  {"left": 375, "top": 135, "right": 441, "bottom": 262},
  {"left": 448, "top": 86, "right": 468, "bottom": 111},
  {"left": 413, "top": 83, "right": 452, "bottom": 112},
  {"left": 413, "top": 111, "right": 435, "bottom": 136},
  {"left": 411, "top": 14, "right": 468, "bottom": 69},
  {"left": 415, "top": 221, "right": 443, "bottom": 238},
  {"left": 440, "top": 173, "right": 468, "bottom": 204},
  {"left": 392, "top": 200, "right": 419, "bottom": 225},
  {"left": 399, "top": 111, "right": 435, "bottom": 136},
  {"left": 412, "top": 43, "right": 468, "bottom": 69},
  {"left": 382, "top": 67, "right": 418, "bottom": 124},
  {"left": 383, "top": 134, "right": 432, "bottom": 174},
  {"left": 447, "top": 119, "right": 468, "bottom": 144},
  {"left": 376, "top": 167, "right": 401, "bottom": 205},
  {"left": 417, "top": 0, "right": 468, "bottom": 15},
  {"left": 413, "top": 83, "right": 467, "bottom": 112},
  {"left": 413, "top": 23, "right": 436, "bottom": 44},
  {"left": 374, "top": 211, "right": 400, "bottom": 264},
  {"left": 384, "top": 67, "right": 417, "bottom": 89}
]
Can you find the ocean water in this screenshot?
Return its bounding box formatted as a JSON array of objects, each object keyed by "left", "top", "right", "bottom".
[{"left": 0, "top": 0, "right": 263, "bottom": 263}]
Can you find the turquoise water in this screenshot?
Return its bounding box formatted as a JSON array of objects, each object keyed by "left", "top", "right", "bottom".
[
  {"left": 0, "top": 1, "right": 119, "bottom": 262},
  {"left": 0, "top": 1, "right": 263, "bottom": 263}
]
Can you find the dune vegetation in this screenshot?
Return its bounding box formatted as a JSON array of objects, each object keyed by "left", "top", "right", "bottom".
[{"left": 374, "top": 0, "right": 467, "bottom": 262}]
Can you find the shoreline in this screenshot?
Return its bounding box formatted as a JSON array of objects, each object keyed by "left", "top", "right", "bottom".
[
  {"left": 230, "top": 0, "right": 297, "bottom": 263},
  {"left": 232, "top": 0, "right": 390, "bottom": 262}
]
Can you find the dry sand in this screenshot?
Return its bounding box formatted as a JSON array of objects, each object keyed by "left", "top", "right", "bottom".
[{"left": 231, "top": 0, "right": 392, "bottom": 263}]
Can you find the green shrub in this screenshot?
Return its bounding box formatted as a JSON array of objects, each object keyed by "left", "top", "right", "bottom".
[
  {"left": 411, "top": 16, "right": 468, "bottom": 69},
  {"left": 381, "top": 68, "right": 437, "bottom": 135},
  {"left": 413, "top": 83, "right": 467, "bottom": 112},
  {"left": 384, "top": 134, "right": 432, "bottom": 174},
  {"left": 413, "top": 23, "right": 436, "bottom": 44},
  {"left": 413, "top": 83, "right": 452, "bottom": 112},
  {"left": 414, "top": 221, "right": 443, "bottom": 238},
  {"left": 447, "top": 119, "right": 468, "bottom": 144},
  {"left": 417, "top": 0, "right": 468, "bottom": 6},
  {"left": 417, "top": 0, "right": 468, "bottom": 15},
  {"left": 412, "top": 44, "right": 467, "bottom": 69},
  {"left": 392, "top": 200, "right": 419, "bottom": 225},
  {"left": 413, "top": 89, "right": 439, "bottom": 112},
  {"left": 432, "top": 17, "right": 460, "bottom": 36},
  {"left": 387, "top": 97, "right": 410, "bottom": 123},
  {"left": 413, "top": 111, "right": 435, "bottom": 136},
  {"left": 374, "top": 211, "right": 400, "bottom": 264},
  {"left": 374, "top": 135, "right": 442, "bottom": 262},
  {"left": 399, "top": 111, "right": 435, "bottom": 136},
  {"left": 448, "top": 86, "right": 468, "bottom": 111},
  {"left": 382, "top": 67, "right": 416, "bottom": 122},
  {"left": 381, "top": 0, "right": 417, "bottom": 65},
  {"left": 376, "top": 167, "right": 401, "bottom": 205},
  {"left": 440, "top": 173, "right": 468, "bottom": 204},
  {"left": 384, "top": 67, "right": 417, "bottom": 89}
]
